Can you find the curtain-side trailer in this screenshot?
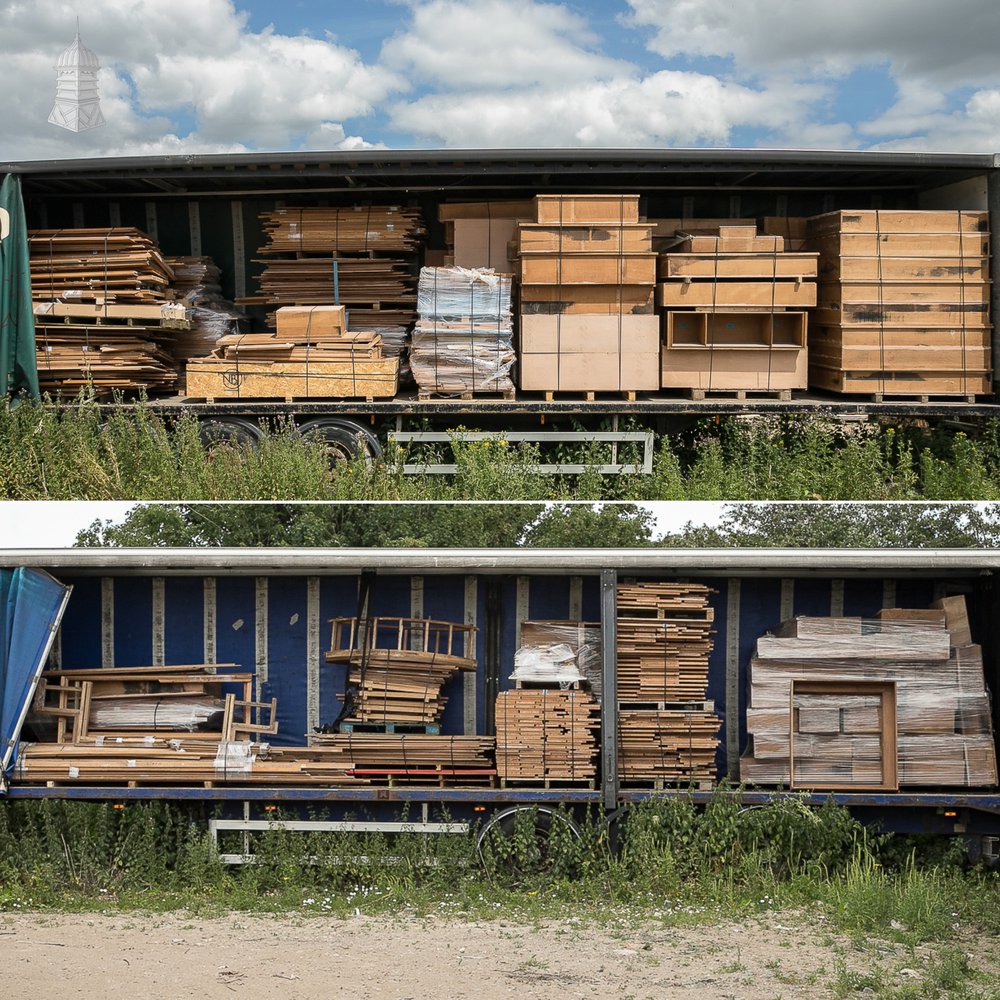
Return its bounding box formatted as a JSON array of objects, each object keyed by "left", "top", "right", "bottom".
[
  {"left": 5, "top": 149, "right": 1000, "bottom": 464},
  {"left": 1, "top": 546, "right": 999, "bottom": 859}
]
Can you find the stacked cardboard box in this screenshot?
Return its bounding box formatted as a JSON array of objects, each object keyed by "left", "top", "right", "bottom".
[
  {"left": 658, "top": 224, "right": 818, "bottom": 395},
  {"left": 517, "top": 194, "right": 660, "bottom": 394},
  {"left": 438, "top": 200, "right": 534, "bottom": 272},
  {"left": 806, "top": 210, "right": 991, "bottom": 397},
  {"left": 185, "top": 305, "right": 399, "bottom": 399},
  {"left": 741, "top": 599, "right": 998, "bottom": 789},
  {"left": 616, "top": 582, "right": 721, "bottom": 786},
  {"left": 410, "top": 266, "right": 515, "bottom": 396}
]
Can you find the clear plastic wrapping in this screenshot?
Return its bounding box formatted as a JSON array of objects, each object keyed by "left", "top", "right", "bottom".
[
  {"left": 741, "top": 610, "right": 998, "bottom": 789},
  {"left": 411, "top": 267, "right": 514, "bottom": 394},
  {"left": 518, "top": 620, "right": 602, "bottom": 698},
  {"left": 88, "top": 696, "right": 226, "bottom": 732}
]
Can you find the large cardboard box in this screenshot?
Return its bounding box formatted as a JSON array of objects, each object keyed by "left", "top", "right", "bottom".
[
  {"left": 534, "top": 194, "right": 640, "bottom": 225},
  {"left": 519, "top": 314, "right": 659, "bottom": 355},
  {"left": 518, "top": 223, "right": 653, "bottom": 254},
  {"left": 275, "top": 305, "right": 346, "bottom": 338},
  {"left": 519, "top": 284, "right": 655, "bottom": 315},
  {"left": 661, "top": 345, "right": 808, "bottom": 391},
  {"left": 453, "top": 217, "right": 518, "bottom": 271},
  {"left": 519, "top": 253, "right": 656, "bottom": 285},
  {"left": 519, "top": 351, "right": 660, "bottom": 391}
]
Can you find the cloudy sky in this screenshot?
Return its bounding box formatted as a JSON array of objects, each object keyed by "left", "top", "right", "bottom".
[{"left": 3, "top": 0, "right": 1000, "bottom": 160}]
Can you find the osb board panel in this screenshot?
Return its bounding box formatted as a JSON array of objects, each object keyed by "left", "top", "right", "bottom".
[{"left": 185, "top": 358, "right": 399, "bottom": 399}]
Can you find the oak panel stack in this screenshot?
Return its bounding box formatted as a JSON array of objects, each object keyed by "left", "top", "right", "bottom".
[
  {"left": 517, "top": 194, "right": 660, "bottom": 395},
  {"left": 806, "top": 210, "right": 991, "bottom": 397},
  {"left": 658, "top": 225, "right": 818, "bottom": 395}
]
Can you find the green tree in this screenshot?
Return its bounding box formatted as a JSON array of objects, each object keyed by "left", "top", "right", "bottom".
[
  {"left": 668, "top": 503, "right": 1000, "bottom": 548},
  {"left": 524, "top": 503, "right": 656, "bottom": 546}
]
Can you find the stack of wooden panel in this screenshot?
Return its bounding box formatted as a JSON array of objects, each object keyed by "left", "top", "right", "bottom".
[
  {"left": 247, "top": 206, "right": 424, "bottom": 334},
  {"left": 309, "top": 733, "right": 496, "bottom": 784},
  {"left": 659, "top": 224, "right": 818, "bottom": 397},
  {"left": 325, "top": 617, "right": 478, "bottom": 727},
  {"left": 806, "top": 210, "right": 991, "bottom": 398},
  {"left": 410, "top": 266, "right": 515, "bottom": 397},
  {"left": 28, "top": 228, "right": 175, "bottom": 304},
  {"left": 495, "top": 688, "right": 600, "bottom": 784},
  {"left": 516, "top": 194, "right": 660, "bottom": 396},
  {"left": 741, "top": 597, "right": 999, "bottom": 789},
  {"left": 617, "top": 582, "right": 721, "bottom": 787},
  {"left": 184, "top": 305, "right": 399, "bottom": 399}
]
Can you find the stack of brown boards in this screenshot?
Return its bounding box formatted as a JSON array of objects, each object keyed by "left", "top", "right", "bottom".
[
  {"left": 740, "top": 598, "right": 999, "bottom": 789},
  {"left": 659, "top": 224, "right": 817, "bottom": 397},
  {"left": 616, "top": 582, "right": 720, "bottom": 787},
  {"left": 246, "top": 205, "right": 425, "bottom": 334},
  {"left": 517, "top": 194, "right": 660, "bottom": 395},
  {"left": 805, "top": 210, "right": 991, "bottom": 398},
  {"left": 308, "top": 733, "right": 496, "bottom": 784},
  {"left": 410, "top": 266, "right": 515, "bottom": 396},
  {"left": 184, "top": 305, "right": 399, "bottom": 400},
  {"left": 438, "top": 200, "right": 535, "bottom": 272},
  {"left": 28, "top": 228, "right": 175, "bottom": 304},
  {"left": 617, "top": 708, "right": 721, "bottom": 786},
  {"left": 494, "top": 688, "right": 600, "bottom": 785},
  {"left": 325, "top": 616, "right": 478, "bottom": 727},
  {"left": 164, "top": 255, "right": 243, "bottom": 362}
]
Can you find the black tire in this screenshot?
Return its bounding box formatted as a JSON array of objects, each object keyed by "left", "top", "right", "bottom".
[
  {"left": 198, "top": 417, "right": 262, "bottom": 450},
  {"left": 298, "top": 418, "right": 382, "bottom": 465},
  {"left": 476, "top": 806, "right": 581, "bottom": 877}
]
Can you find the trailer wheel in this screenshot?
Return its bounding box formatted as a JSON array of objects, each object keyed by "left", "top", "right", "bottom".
[
  {"left": 476, "top": 806, "right": 581, "bottom": 879},
  {"left": 298, "top": 418, "right": 382, "bottom": 465},
  {"left": 198, "top": 417, "right": 262, "bottom": 451}
]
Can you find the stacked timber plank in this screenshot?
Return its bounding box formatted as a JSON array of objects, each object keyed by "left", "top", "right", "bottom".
[
  {"left": 658, "top": 224, "right": 818, "bottom": 397},
  {"left": 325, "top": 617, "right": 478, "bottom": 727},
  {"left": 805, "top": 210, "right": 991, "bottom": 398},
  {"left": 29, "top": 228, "right": 187, "bottom": 395},
  {"left": 185, "top": 305, "right": 399, "bottom": 400},
  {"left": 617, "top": 582, "right": 721, "bottom": 787},
  {"left": 247, "top": 206, "right": 424, "bottom": 346},
  {"left": 517, "top": 194, "right": 660, "bottom": 396},
  {"left": 308, "top": 733, "right": 496, "bottom": 784},
  {"left": 495, "top": 688, "right": 600, "bottom": 784},
  {"left": 741, "top": 597, "right": 999, "bottom": 789},
  {"left": 410, "top": 266, "right": 515, "bottom": 397}
]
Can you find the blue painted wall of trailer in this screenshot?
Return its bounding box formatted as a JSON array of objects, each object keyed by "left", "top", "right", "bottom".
[{"left": 53, "top": 569, "right": 954, "bottom": 774}]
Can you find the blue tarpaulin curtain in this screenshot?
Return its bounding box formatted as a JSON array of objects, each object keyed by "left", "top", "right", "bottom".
[
  {"left": 0, "top": 568, "right": 71, "bottom": 790},
  {"left": 0, "top": 173, "right": 40, "bottom": 401}
]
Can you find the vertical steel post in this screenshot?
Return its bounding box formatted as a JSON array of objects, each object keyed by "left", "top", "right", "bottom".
[
  {"left": 600, "top": 568, "right": 618, "bottom": 811},
  {"left": 988, "top": 162, "right": 1000, "bottom": 397}
]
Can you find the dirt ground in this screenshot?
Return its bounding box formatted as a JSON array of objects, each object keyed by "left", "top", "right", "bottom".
[{"left": 3, "top": 910, "right": 995, "bottom": 999}]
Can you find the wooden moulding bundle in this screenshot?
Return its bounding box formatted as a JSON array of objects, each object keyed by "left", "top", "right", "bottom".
[
  {"left": 411, "top": 266, "right": 515, "bottom": 395},
  {"left": 805, "top": 210, "right": 991, "bottom": 397},
  {"left": 618, "top": 709, "right": 721, "bottom": 783},
  {"left": 325, "top": 616, "right": 478, "bottom": 726},
  {"left": 308, "top": 734, "right": 496, "bottom": 784},
  {"left": 740, "top": 598, "right": 999, "bottom": 790},
  {"left": 494, "top": 688, "right": 600, "bottom": 783},
  {"left": 184, "top": 305, "right": 399, "bottom": 400}
]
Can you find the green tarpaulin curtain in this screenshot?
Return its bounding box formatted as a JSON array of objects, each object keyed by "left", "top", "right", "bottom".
[{"left": 0, "top": 173, "right": 40, "bottom": 401}]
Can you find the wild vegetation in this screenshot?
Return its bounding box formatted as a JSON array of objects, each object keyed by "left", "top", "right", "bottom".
[{"left": 5, "top": 399, "right": 1000, "bottom": 502}]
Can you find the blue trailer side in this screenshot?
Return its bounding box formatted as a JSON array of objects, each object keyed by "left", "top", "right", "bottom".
[{"left": 1, "top": 547, "right": 999, "bottom": 844}]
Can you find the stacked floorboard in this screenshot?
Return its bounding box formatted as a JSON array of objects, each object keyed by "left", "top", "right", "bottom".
[
  {"left": 617, "top": 582, "right": 721, "bottom": 786},
  {"left": 658, "top": 224, "right": 817, "bottom": 396},
  {"left": 410, "top": 266, "right": 515, "bottom": 396},
  {"left": 495, "top": 688, "right": 600, "bottom": 784},
  {"left": 29, "top": 228, "right": 186, "bottom": 395},
  {"left": 806, "top": 210, "right": 991, "bottom": 398},
  {"left": 185, "top": 305, "right": 399, "bottom": 399},
  {"left": 741, "top": 598, "right": 999, "bottom": 789},
  {"left": 247, "top": 206, "right": 424, "bottom": 348},
  {"left": 517, "top": 194, "right": 660, "bottom": 395},
  {"left": 325, "top": 617, "right": 478, "bottom": 726}
]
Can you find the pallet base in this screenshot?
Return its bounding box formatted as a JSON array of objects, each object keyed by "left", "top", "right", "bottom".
[
  {"left": 680, "top": 387, "right": 792, "bottom": 401},
  {"left": 619, "top": 778, "right": 716, "bottom": 791},
  {"left": 337, "top": 721, "right": 442, "bottom": 735},
  {"left": 416, "top": 389, "right": 516, "bottom": 401},
  {"left": 498, "top": 777, "right": 596, "bottom": 789}
]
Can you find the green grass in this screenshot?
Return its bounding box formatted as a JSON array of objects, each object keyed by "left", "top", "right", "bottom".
[{"left": 5, "top": 400, "right": 1000, "bottom": 500}]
